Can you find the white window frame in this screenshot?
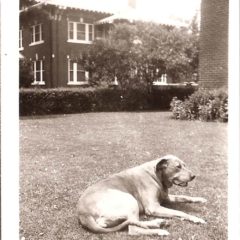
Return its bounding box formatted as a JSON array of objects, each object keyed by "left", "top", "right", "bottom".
[
  {"left": 32, "top": 60, "right": 45, "bottom": 85},
  {"left": 67, "top": 21, "right": 94, "bottom": 44},
  {"left": 29, "top": 23, "right": 44, "bottom": 46},
  {"left": 153, "top": 73, "right": 168, "bottom": 85},
  {"left": 19, "top": 29, "right": 24, "bottom": 50},
  {"left": 67, "top": 59, "right": 89, "bottom": 85}
]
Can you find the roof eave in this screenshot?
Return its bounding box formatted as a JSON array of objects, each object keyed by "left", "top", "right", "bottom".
[{"left": 20, "top": 2, "right": 113, "bottom": 15}]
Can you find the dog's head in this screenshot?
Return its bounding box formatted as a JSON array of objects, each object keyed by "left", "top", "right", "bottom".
[{"left": 155, "top": 155, "right": 195, "bottom": 188}]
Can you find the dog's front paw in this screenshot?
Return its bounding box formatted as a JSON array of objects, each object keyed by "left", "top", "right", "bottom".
[
  {"left": 157, "top": 229, "right": 170, "bottom": 236},
  {"left": 189, "top": 216, "right": 206, "bottom": 224},
  {"left": 193, "top": 197, "right": 207, "bottom": 203},
  {"left": 151, "top": 219, "right": 170, "bottom": 228}
]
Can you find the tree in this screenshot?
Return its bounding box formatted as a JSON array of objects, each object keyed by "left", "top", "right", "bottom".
[
  {"left": 19, "top": 59, "right": 33, "bottom": 88},
  {"left": 80, "top": 19, "right": 199, "bottom": 91}
]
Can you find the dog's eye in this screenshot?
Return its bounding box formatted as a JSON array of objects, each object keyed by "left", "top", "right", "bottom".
[{"left": 176, "top": 165, "right": 182, "bottom": 169}]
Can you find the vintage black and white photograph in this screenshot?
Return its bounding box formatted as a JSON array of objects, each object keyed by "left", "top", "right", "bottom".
[{"left": 1, "top": 0, "right": 239, "bottom": 239}]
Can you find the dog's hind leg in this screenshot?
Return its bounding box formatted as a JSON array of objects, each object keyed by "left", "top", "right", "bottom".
[
  {"left": 128, "top": 225, "right": 169, "bottom": 236},
  {"left": 142, "top": 218, "right": 170, "bottom": 228}
]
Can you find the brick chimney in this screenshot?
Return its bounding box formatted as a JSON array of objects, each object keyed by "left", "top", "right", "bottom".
[
  {"left": 199, "top": 0, "right": 228, "bottom": 89},
  {"left": 128, "top": 0, "right": 136, "bottom": 9}
]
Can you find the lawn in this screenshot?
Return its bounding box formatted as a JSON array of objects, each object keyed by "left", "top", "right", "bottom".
[{"left": 20, "top": 111, "right": 227, "bottom": 240}]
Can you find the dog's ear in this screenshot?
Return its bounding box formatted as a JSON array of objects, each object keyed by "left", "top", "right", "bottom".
[{"left": 156, "top": 158, "right": 168, "bottom": 171}]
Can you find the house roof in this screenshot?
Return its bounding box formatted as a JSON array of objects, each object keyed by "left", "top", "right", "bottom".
[
  {"left": 21, "top": 0, "right": 126, "bottom": 14},
  {"left": 20, "top": 0, "right": 186, "bottom": 27},
  {"left": 96, "top": 7, "right": 140, "bottom": 24},
  {"left": 97, "top": 8, "right": 187, "bottom": 27}
]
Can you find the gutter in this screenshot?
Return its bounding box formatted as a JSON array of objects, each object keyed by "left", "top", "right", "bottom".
[{"left": 19, "top": 2, "right": 45, "bottom": 13}]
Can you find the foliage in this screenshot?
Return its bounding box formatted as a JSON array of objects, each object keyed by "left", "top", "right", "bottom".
[
  {"left": 20, "top": 0, "right": 38, "bottom": 9},
  {"left": 80, "top": 20, "right": 199, "bottom": 91},
  {"left": 170, "top": 88, "right": 228, "bottom": 122},
  {"left": 151, "top": 85, "right": 197, "bottom": 109},
  {"left": 19, "top": 59, "right": 33, "bottom": 88},
  {"left": 19, "top": 86, "right": 197, "bottom": 116}
]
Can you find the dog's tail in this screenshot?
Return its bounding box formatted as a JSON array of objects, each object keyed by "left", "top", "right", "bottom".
[{"left": 79, "top": 215, "right": 131, "bottom": 233}]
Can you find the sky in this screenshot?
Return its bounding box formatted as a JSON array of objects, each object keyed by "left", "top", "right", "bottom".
[
  {"left": 137, "top": 0, "right": 201, "bottom": 22},
  {"left": 38, "top": 0, "right": 201, "bottom": 23}
]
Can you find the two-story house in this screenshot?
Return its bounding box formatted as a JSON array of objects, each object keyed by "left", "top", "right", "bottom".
[
  {"left": 20, "top": 0, "right": 186, "bottom": 88},
  {"left": 19, "top": 0, "right": 128, "bottom": 88}
]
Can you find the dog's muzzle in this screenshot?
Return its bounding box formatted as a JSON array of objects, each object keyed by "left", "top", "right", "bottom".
[
  {"left": 173, "top": 180, "right": 188, "bottom": 187},
  {"left": 172, "top": 175, "right": 195, "bottom": 187}
]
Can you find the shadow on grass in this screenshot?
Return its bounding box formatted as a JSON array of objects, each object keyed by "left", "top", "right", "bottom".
[
  {"left": 163, "top": 202, "right": 203, "bottom": 214},
  {"left": 19, "top": 110, "right": 171, "bottom": 121}
]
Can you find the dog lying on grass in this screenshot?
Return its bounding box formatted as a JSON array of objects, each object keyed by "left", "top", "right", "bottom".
[{"left": 77, "top": 155, "right": 207, "bottom": 236}]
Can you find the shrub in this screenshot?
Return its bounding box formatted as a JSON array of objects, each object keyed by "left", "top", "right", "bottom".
[
  {"left": 19, "top": 59, "right": 33, "bottom": 88},
  {"left": 151, "top": 85, "right": 197, "bottom": 109},
  {"left": 19, "top": 85, "right": 197, "bottom": 116},
  {"left": 20, "top": 88, "right": 96, "bottom": 115},
  {"left": 19, "top": 88, "right": 149, "bottom": 116},
  {"left": 170, "top": 88, "right": 228, "bottom": 122}
]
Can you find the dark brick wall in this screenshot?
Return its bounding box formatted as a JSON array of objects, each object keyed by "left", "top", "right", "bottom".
[
  {"left": 199, "top": 0, "right": 229, "bottom": 89},
  {"left": 20, "top": 6, "right": 109, "bottom": 88},
  {"left": 54, "top": 9, "right": 105, "bottom": 87},
  {"left": 20, "top": 12, "right": 53, "bottom": 87}
]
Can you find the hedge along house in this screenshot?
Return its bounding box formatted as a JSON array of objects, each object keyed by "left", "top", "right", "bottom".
[
  {"left": 19, "top": 0, "right": 134, "bottom": 88},
  {"left": 199, "top": 0, "right": 229, "bottom": 89}
]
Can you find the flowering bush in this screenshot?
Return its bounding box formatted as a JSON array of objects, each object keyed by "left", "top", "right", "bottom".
[{"left": 170, "top": 88, "right": 228, "bottom": 122}]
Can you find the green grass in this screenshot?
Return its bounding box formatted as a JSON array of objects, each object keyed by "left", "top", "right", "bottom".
[{"left": 20, "top": 112, "right": 227, "bottom": 240}]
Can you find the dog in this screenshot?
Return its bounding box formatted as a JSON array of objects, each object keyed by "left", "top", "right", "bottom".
[{"left": 77, "top": 155, "right": 207, "bottom": 236}]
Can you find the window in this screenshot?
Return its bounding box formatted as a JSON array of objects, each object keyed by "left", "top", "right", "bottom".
[
  {"left": 68, "top": 59, "right": 89, "bottom": 84},
  {"left": 19, "top": 29, "right": 23, "bottom": 50},
  {"left": 30, "top": 24, "right": 44, "bottom": 46},
  {"left": 68, "top": 22, "right": 94, "bottom": 43},
  {"left": 77, "top": 23, "right": 85, "bottom": 40},
  {"left": 153, "top": 73, "right": 168, "bottom": 85},
  {"left": 32, "top": 60, "right": 45, "bottom": 85},
  {"left": 88, "top": 24, "right": 93, "bottom": 41}
]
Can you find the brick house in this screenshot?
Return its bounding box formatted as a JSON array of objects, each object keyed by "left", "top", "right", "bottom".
[
  {"left": 19, "top": 1, "right": 117, "bottom": 88},
  {"left": 19, "top": 0, "right": 186, "bottom": 88},
  {"left": 199, "top": 0, "right": 229, "bottom": 89}
]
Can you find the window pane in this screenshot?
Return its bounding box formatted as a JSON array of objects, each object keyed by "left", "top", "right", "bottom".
[
  {"left": 77, "top": 32, "right": 85, "bottom": 40},
  {"left": 70, "top": 61, "right": 74, "bottom": 70},
  {"left": 77, "top": 23, "right": 85, "bottom": 40},
  {"left": 77, "top": 71, "right": 85, "bottom": 82},
  {"left": 69, "top": 71, "right": 74, "bottom": 82},
  {"left": 35, "top": 25, "right": 40, "bottom": 34},
  {"left": 69, "top": 22, "right": 74, "bottom": 39},
  {"left": 89, "top": 25, "right": 93, "bottom": 41},
  {"left": 69, "top": 30, "right": 74, "bottom": 39},
  {"left": 89, "top": 32, "right": 93, "bottom": 41},
  {"left": 36, "top": 61, "right": 41, "bottom": 71},
  {"left": 77, "top": 23, "right": 85, "bottom": 31},
  {"left": 35, "top": 32, "right": 40, "bottom": 42},
  {"left": 36, "top": 72, "right": 41, "bottom": 82},
  {"left": 31, "top": 27, "right": 34, "bottom": 42},
  {"left": 42, "top": 60, "right": 44, "bottom": 71},
  {"left": 69, "top": 22, "right": 74, "bottom": 31},
  {"left": 42, "top": 71, "right": 45, "bottom": 83},
  {"left": 77, "top": 63, "right": 84, "bottom": 71},
  {"left": 89, "top": 25, "right": 92, "bottom": 32}
]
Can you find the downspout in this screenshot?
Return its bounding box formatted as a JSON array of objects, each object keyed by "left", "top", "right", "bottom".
[
  {"left": 50, "top": 7, "right": 59, "bottom": 87},
  {"left": 50, "top": 7, "right": 54, "bottom": 88},
  {"left": 55, "top": 14, "right": 59, "bottom": 87}
]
